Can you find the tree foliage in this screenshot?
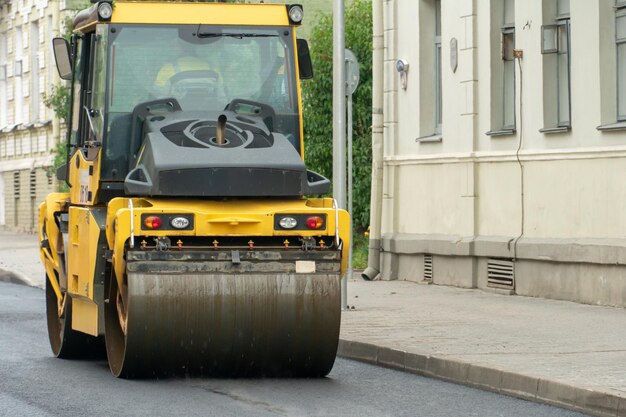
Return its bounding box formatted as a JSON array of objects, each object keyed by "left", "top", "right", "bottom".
[
  {"left": 302, "top": 0, "right": 372, "bottom": 229},
  {"left": 42, "top": 14, "right": 75, "bottom": 125},
  {"left": 43, "top": 7, "right": 89, "bottom": 190},
  {"left": 43, "top": 83, "right": 71, "bottom": 122}
]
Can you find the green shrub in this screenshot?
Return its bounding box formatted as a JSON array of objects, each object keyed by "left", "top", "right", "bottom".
[{"left": 302, "top": 0, "right": 372, "bottom": 229}]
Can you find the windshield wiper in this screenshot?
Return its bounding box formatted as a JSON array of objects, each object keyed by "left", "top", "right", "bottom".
[{"left": 197, "top": 32, "right": 278, "bottom": 39}]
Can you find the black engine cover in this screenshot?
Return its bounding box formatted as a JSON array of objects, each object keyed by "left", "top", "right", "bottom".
[{"left": 124, "top": 102, "right": 329, "bottom": 198}]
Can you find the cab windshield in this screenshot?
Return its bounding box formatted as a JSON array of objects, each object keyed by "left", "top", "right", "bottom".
[{"left": 104, "top": 24, "right": 300, "bottom": 178}]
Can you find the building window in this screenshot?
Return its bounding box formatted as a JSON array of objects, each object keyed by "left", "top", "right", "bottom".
[
  {"left": 556, "top": 1, "right": 571, "bottom": 126},
  {"left": 22, "top": 135, "right": 31, "bottom": 155},
  {"left": 417, "top": 0, "right": 443, "bottom": 141},
  {"left": 618, "top": 1, "right": 626, "bottom": 121},
  {"left": 14, "top": 27, "right": 23, "bottom": 125},
  {"left": 541, "top": 0, "right": 571, "bottom": 131},
  {"left": 30, "top": 21, "right": 40, "bottom": 123},
  {"left": 0, "top": 32, "right": 7, "bottom": 128},
  {"left": 435, "top": 0, "right": 442, "bottom": 135},
  {"left": 487, "top": 0, "right": 516, "bottom": 136},
  {"left": 37, "top": 133, "right": 47, "bottom": 152},
  {"left": 6, "top": 137, "right": 14, "bottom": 156},
  {"left": 502, "top": 0, "right": 516, "bottom": 130}
]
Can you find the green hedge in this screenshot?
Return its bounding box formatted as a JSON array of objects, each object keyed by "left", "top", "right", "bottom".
[{"left": 302, "top": 0, "right": 372, "bottom": 229}]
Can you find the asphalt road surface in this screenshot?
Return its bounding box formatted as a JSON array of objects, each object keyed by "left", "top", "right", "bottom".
[{"left": 0, "top": 282, "right": 589, "bottom": 417}]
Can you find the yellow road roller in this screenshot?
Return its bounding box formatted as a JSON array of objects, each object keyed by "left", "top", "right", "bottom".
[{"left": 39, "top": 1, "right": 349, "bottom": 378}]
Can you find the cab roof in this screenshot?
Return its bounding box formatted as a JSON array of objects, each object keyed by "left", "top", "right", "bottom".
[{"left": 74, "top": 1, "right": 293, "bottom": 32}]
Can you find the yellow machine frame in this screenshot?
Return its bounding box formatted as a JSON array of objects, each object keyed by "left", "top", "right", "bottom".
[{"left": 39, "top": 1, "right": 350, "bottom": 341}]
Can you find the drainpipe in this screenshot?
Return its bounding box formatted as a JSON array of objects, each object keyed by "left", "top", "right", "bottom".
[{"left": 362, "top": 0, "right": 384, "bottom": 281}]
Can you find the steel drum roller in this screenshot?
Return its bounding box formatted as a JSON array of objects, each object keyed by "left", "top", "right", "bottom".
[{"left": 105, "top": 270, "right": 341, "bottom": 378}]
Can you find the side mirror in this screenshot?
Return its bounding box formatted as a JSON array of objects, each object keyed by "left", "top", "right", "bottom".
[
  {"left": 52, "top": 37, "right": 72, "bottom": 80},
  {"left": 296, "top": 39, "right": 313, "bottom": 80},
  {"left": 56, "top": 163, "right": 67, "bottom": 182}
]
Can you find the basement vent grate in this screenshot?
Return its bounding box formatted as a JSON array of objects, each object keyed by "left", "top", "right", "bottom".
[
  {"left": 423, "top": 254, "right": 433, "bottom": 282},
  {"left": 30, "top": 171, "right": 36, "bottom": 198},
  {"left": 487, "top": 258, "right": 515, "bottom": 289},
  {"left": 13, "top": 172, "right": 20, "bottom": 198}
]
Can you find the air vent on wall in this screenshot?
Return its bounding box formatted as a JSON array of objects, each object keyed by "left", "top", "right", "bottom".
[
  {"left": 487, "top": 258, "right": 515, "bottom": 289},
  {"left": 423, "top": 254, "right": 433, "bottom": 282},
  {"left": 30, "top": 170, "right": 36, "bottom": 198},
  {"left": 13, "top": 171, "right": 20, "bottom": 198}
]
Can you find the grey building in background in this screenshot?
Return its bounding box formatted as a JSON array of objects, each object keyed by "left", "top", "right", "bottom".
[{"left": 0, "top": 0, "right": 68, "bottom": 232}]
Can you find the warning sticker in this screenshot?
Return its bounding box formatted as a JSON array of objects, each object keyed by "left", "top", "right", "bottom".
[
  {"left": 79, "top": 169, "right": 89, "bottom": 204},
  {"left": 295, "top": 260, "right": 316, "bottom": 274}
]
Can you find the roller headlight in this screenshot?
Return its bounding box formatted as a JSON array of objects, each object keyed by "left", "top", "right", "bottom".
[
  {"left": 288, "top": 4, "right": 304, "bottom": 25},
  {"left": 170, "top": 217, "right": 190, "bottom": 229},
  {"left": 279, "top": 216, "right": 298, "bottom": 229},
  {"left": 97, "top": 2, "right": 113, "bottom": 20}
]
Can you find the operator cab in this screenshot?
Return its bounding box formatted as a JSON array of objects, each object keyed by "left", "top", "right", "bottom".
[{"left": 52, "top": 2, "right": 315, "bottom": 195}]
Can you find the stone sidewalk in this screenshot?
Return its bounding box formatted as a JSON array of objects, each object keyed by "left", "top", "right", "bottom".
[
  {"left": 1, "top": 228, "right": 624, "bottom": 416},
  {"left": 0, "top": 229, "right": 44, "bottom": 288},
  {"left": 339, "top": 279, "right": 625, "bottom": 417}
]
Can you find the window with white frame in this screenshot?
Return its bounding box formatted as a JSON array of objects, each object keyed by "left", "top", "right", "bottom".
[
  {"left": 47, "top": 15, "right": 55, "bottom": 121},
  {"left": 14, "top": 27, "right": 23, "bottom": 125},
  {"left": 618, "top": 1, "right": 626, "bottom": 121},
  {"left": 7, "top": 137, "right": 14, "bottom": 156},
  {"left": 37, "top": 133, "right": 47, "bottom": 152},
  {"left": 16, "top": 135, "right": 22, "bottom": 155},
  {"left": 30, "top": 21, "right": 40, "bottom": 123},
  {"left": 0, "top": 32, "right": 7, "bottom": 128}
]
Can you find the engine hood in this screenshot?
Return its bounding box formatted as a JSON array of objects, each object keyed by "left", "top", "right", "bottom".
[{"left": 124, "top": 103, "right": 329, "bottom": 198}]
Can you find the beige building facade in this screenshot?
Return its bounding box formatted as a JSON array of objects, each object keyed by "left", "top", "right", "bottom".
[
  {"left": 368, "top": 0, "right": 626, "bottom": 307},
  {"left": 0, "top": 0, "right": 67, "bottom": 232}
]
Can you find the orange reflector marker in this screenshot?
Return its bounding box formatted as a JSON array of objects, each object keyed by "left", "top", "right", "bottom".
[
  {"left": 144, "top": 216, "right": 162, "bottom": 229},
  {"left": 306, "top": 216, "right": 324, "bottom": 229}
]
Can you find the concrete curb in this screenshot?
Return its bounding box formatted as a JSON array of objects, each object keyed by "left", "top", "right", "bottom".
[
  {"left": 337, "top": 339, "right": 625, "bottom": 417},
  {"left": 0, "top": 268, "right": 37, "bottom": 288}
]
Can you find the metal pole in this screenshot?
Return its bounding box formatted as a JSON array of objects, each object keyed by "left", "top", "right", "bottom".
[
  {"left": 333, "top": 0, "right": 347, "bottom": 310},
  {"left": 333, "top": 1, "right": 346, "bottom": 210},
  {"left": 346, "top": 93, "right": 353, "bottom": 309},
  {"left": 347, "top": 97, "right": 353, "bottom": 219}
]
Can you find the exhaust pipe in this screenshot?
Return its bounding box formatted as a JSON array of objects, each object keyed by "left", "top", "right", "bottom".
[{"left": 216, "top": 114, "right": 227, "bottom": 145}]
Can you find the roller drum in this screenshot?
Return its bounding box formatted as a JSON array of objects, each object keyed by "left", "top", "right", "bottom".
[{"left": 105, "top": 269, "right": 340, "bottom": 378}]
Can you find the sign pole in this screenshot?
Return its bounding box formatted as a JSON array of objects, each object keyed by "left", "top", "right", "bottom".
[
  {"left": 344, "top": 49, "right": 359, "bottom": 311},
  {"left": 333, "top": 0, "right": 347, "bottom": 310}
]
